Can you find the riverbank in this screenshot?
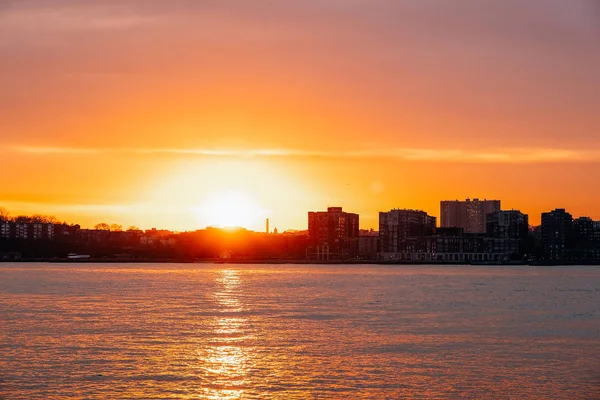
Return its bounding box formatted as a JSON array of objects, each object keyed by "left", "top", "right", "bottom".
[{"left": 3, "top": 257, "right": 599, "bottom": 266}]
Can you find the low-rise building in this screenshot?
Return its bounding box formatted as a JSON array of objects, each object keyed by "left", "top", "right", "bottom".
[{"left": 358, "top": 230, "right": 378, "bottom": 260}]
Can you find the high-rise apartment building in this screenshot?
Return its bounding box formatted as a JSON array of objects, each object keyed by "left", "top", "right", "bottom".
[
  {"left": 379, "top": 209, "right": 436, "bottom": 254},
  {"left": 308, "top": 207, "right": 359, "bottom": 260},
  {"left": 440, "top": 198, "right": 500, "bottom": 233},
  {"left": 541, "top": 208, "right": 573, "bottom": 260}
]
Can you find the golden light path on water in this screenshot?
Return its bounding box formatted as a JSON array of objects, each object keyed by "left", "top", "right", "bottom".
[{"left": 201, "top": 269, "right": 250, "bottom": 399}]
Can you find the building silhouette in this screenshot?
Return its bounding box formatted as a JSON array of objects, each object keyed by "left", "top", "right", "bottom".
[
  {"left": 486, "top": 210, "right": 529, "bottom": 259},
  {"left": 378, "top": 226, "right": 514, "bottom": 263},
  {"left": 0, "top": 222, "right": 55, "bottom": 240},
  {"left": 379, "top": 209, "right": 436, "bottom": 255},
  {"left": 308, "top": 207, "right": 359, "bottom": 260},
  {"left": 571, "top": 217, "right": 600, "bottom": 260},
  {"left": 573, "top": 217, "right": 595, "bottom": 244},
  {"left": 358, "top": 229, "right": 379, "bottom": 260},
  {"left": 541, "top": 208, "right": 573, "bottom": 260},
  {"left": 5, "top": 202, "right": 600, "bottom": 263},
  {"left": 441, "top": 198, "right": 500, "bottom": 233}
]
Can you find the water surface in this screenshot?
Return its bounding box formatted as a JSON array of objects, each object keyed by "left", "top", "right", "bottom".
[{"left": 1, "top": 264, "right": 599, "bottom": 399}]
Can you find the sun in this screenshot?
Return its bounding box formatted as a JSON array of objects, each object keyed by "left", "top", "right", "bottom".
[{"left": 194, "top": 190, "right": 265, "bottom": 229}]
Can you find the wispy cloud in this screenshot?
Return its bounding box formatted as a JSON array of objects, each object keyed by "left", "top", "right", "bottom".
[
  {"left": 8, "top": 145, "right": 600, "bottom": 163},
  {"left": 10, "top": 146, "right": 105, "bottom": 155},
  {"left": 1, "top": 6, "right": 159, "bottom": 33}
]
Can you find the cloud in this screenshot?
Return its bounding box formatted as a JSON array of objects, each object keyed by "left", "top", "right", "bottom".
[
  {"left": 7, "top": 145, "right": 600, "bottom": 163},
  {"left": 10, "top": 146, "right": 105, "bottom": 155},
  {"left": 0, "top": 4, "right": 160, "bottom": 33}
]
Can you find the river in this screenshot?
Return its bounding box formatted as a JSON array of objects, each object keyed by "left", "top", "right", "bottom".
[{"left": 1, "top": 264, "right": 599, "bottom": 399}]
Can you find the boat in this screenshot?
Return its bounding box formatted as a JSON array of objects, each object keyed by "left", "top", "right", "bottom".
[{"left": 67, "top": 253, "right": 91, "bottom": 260}]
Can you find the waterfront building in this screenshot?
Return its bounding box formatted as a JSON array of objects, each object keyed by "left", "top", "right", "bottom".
[
  {"left": 572, "top": 217, "right": 600, "bottom": 260},
  {"left": 308, "top": 207, "right": 359, "bottom": 260},
  {"left": 378, "top": 231, "right": 512, "bottom": 263},
  {"left": 541, "top": 208, "right": 573, "bottom": 260},
  {"left": 573, "top": 217, "right": 595, "bottom": 244},
  {"left": 379, "top": 209, "right": 436, "bottom": 255},
  {"left": 486, "top": 210, "right": 529, "bottom": 259},
  {"left": 441, "top": 198, "right": 500, "bottom": 233},
  {"left": 0, "top": 222, "right": 55, "bottom": 240},
  {"left": 594, "top": 221, "right": 600, "bottom": 243},
  {"left": 0, "top": 222, "right": 10, "bottom": 239},
  {"left": 358, "top": 230, "right": 378, "bottom": 260}
]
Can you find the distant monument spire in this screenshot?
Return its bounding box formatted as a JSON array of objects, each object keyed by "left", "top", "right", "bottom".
[{"left": 266, "top": 218, "right": 269, "bottom": 234}]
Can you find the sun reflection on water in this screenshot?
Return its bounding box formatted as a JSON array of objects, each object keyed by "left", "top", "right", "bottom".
[{"left": 201, "top": 269, "right": 250, "bottom": 400}]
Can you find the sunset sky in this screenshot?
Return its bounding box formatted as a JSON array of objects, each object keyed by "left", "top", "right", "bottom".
[{"left": 1, "top": 0, "right": 599, "bottom": 231}]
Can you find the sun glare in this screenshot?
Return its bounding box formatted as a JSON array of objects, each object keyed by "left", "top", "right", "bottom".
[
  {"left": 194, "top": 190, "right": 265, "bottom": 229},
  {"left": 145, "top": 159, "right": 311, "bottom": 231}
]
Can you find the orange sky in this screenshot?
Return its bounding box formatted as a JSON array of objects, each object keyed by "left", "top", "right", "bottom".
[{"left": 1, "top": 1, "right": 600, "bottom": 231}]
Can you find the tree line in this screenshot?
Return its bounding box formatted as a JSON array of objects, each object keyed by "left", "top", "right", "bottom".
[
  {"left": 0, "top": 207, "right": 64, "bottom": 224},
  {"left": 0, "top": 207, "right": 140, "bottom": 232}
]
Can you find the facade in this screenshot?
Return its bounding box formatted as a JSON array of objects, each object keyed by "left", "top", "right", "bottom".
[
  {"left": 378, "top": 232, "right": 513, "bottom": 263},
  {"left": 0, "top": 222, "right": 55, "bottom": 240},
  {"left": 308, "top": 207, "right": 359, "bottom": 260},
  {"left": 571, "top": 217, "right": 600, "bottom": 260},
  {"left": 79, "top": 229, "right": 111, "bottom": 243},
  {"left": 0, "top": 222, "right": 10, "bottom": 239},
  {"left": 573, "top": 217, "right": 595, "bottom": 244},
  {"left": 379, "top": 209, "right": 436, "bottom": 256},
  {"left": 486, "top": 210, "right": 529, "bottom": 259},
  {"left": 441, "top": 198, "right": 501, "bottom": 233},
  {"left": 358, "top": 230, "right": 378, "bottom": 260},
  {"left": 541, "top": 208, "right": 573, "bottom": 260}
]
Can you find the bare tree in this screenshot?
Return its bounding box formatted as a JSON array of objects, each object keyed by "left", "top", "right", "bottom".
[
  {"left": 110, "top": 224, "right": 123, "bottom": 232},
  {"left": 94, "top": 223, "right": 110, "bottom": 231},
  {"left": 127, "top": 225, "right": 142, "bottom": 232},
  {"left": 46, "top": 215, "right": 60, "bottom": 224},
  {"left": 30, "top": 214, "right": 44, "bottom": 223},
  {"left": 30, "top": 214, "right": 58, "bottom": 223},
  {"left": 0, "top": 210, "right": 62, "bottom": 224},
  {"left": 0, "top": 207, "right": 9, "bottom": 222}
]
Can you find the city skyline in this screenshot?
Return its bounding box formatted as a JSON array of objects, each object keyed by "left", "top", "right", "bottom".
[
  {"left": 2, "top": 1, "right": 600, "bottom": 231},
  {"left": 3, "top": 202, "right": 599, "bottom": 264},
  {"left": 2, "top": 199, "right": 599, "bottom": 234}
]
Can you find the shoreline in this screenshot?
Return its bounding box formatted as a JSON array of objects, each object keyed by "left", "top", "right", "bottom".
[{"left": 2, "top": 258, "right": 600, "bottom": 266}]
